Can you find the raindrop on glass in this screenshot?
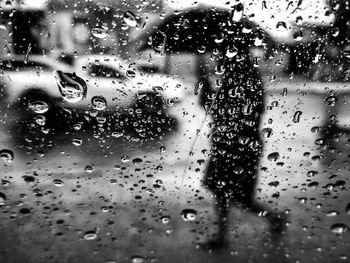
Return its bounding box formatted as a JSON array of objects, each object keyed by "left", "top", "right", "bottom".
[
  {"left": 231, "top": 3, "right": 244, "bottom": 22},
  {"left": 325, "top": 95, "right": 337, "bottom": 106},
  {"left": 54, "top": 71, "right": 87, "bottom": 103},
  {"left": 84, "top": 230, "right": 97, "bottom": 240},
  {"left": 293, "top": 111, "right": 302, "bottom": 123},
  {"left": 72, "top": 138, "right": 83, "bottom": 146},
  {"left": 194, "top": 80, "right": 204, "bottom": 95},
  {"left": 85, "top": 165, "right": 93, "bottom": 173},
  {"left": 161, "top": 215, "right": 170, "bottom": 224},
  {"left": 126, "top": 69, "right": 136, "bottom": 78},
  {"left": 181, "top": 209, "right": 198, "bottom": 221},
  {"left": 226, "top": 45, "right": 238, "bottom": 58},
  {"left": 276, "top": 21, "right": 288, "bottom": 32},
  {"left": 121, "top": 155, "right": 130, "bottom": 163},
  {"left": 0, "top": 192, "right": 6, "bottom": 205},
  {"left": 267, "top": 152, "right": 280, "bottom": 161},
  {"left": 345, "top": 203, "right": 350, "bottom": 215},
  {"left": 0, "top": 149, "right": 14, "bottom": 163},
  {"left": 29, "top": 101, "right": 49, "bottom": 114},
  {"left": 53, "top": 179, "right": 64, "bottom": 187},
  {"left": 34, "top": 115, "right": 46, "bottom": 126},
  {"left": 261, "top": 127, "right": 273, "bottom": 138},
  {"left": 131, "top": 256, "right": 144, "bottom": 263},
  {"left": 91, "top": 26, "right": 108, "bottom": 39},
  {"left": 124, "top": 11, "right": 138, "bottom": 27},
  {"left": 132, "top": 158, "right": 143, "bottom": 166},
  {"left": 330, "top": 223, "right": 348, "bottom": 235},
  {"left": 91, "top": 96, "right": 107, "bottom": 111}
]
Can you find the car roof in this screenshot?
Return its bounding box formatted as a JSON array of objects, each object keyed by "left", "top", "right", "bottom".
[{"left": 0, "top": 55, "right": 71, "bottom": 72}]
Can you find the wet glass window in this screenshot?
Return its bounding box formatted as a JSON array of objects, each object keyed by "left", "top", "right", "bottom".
[{"left": 1, "top": 1, "right": 350, "bottom": 263}]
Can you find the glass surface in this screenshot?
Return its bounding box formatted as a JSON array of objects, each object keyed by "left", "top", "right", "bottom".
[{"left": 0, "top": 1, "right": 350, "bottom": 262}]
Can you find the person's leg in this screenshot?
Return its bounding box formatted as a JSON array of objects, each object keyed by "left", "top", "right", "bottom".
[
  {"left": 216, "top": 195, "right": 230, "bottom": 243},
  {"left": 201, "top": 194, "right": 230, "bottom": 249}
]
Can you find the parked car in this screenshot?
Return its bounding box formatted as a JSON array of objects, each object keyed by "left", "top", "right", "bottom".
[{"left": 0, "top": 54, "right": 188, "bottom": 119}]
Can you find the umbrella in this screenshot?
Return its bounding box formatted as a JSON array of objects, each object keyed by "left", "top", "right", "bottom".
[{"left": 137, "top": 4, "right": 275, "bottom": 56}]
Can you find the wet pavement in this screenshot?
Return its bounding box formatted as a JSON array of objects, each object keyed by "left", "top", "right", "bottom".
[{"left": 0, "top": 78, "right": 350, "bottom": 263}]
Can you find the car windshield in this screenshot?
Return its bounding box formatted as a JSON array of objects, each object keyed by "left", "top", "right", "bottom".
[{"left": 1, "top": 1, "right": 350, "bottom": 263}]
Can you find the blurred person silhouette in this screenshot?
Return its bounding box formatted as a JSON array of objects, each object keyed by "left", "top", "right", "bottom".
[
  {"left": 198, "top": 32, "right": 287, "bottom": 250},
  {"left": 137, "top": 4, "right": 287, "bottom": 248}
]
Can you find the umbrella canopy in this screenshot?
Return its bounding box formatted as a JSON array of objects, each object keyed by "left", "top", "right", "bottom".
[{"left": 137, "top": 5, "right": 274, "bottom": 55}]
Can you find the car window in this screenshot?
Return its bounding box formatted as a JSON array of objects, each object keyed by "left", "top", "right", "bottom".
[{"left": 87, "top": 63, "right": 126, "bottom": 80}]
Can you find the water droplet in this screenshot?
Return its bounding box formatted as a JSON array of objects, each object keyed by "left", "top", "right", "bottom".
[
  {"left": 131, "top": 256, "right": 144, "bottom": 263},
  {"left": 226, "top": 45, "right": 238, "bottom": 58},
  {"left": 84, "top": 230, "right": 97, "bottom": 240},
  {"left": 181, "top": 209, "right": 198, "bottom": 221},
  {"left": 276, "top": 21, "right": 288, "bottom": 32},
  {"left": 53, "top": 179, "right": 64, "bottom": 187},
  {"left": 293, "top": 31, "right": 303, "bottom": 41},
  {"left": 29, "top": 101, "right": 49, "bottom": 114},
  {"left": 0, "top": 149, "right": 14, "bottom": 163},
  {"left": 91, "top": 96, "right": 107, "bottom": 111},
  {"left": 91, "top": 26, "right": 108, "bottom": 39},
  {"left": 160, "top": 146, "right": 166, "bottom": 153},
  {"left": 331, "top": 27, "right": 339, "bottom": 37},
  {"left": 326, "top": 211, "right": 339, "bottom": 217},
  {"left": 242, "top": 23, "right": 252, "bottom": 33},
  {"left": 72, "top": 138, "right": 83, "bottom": 146},
  {"left": 19, "top": 208, "right": 31, "bottom": 214},
  {"left": 267, "top": 152, "right": 280, "bottom": 161},
  {"left": 299, "top": 197, "right": 307, "bottom": 204},
  {"left": 268, "top": 181, "right": 279, "bottom": 187},
  {"left": 346, "top": 203, "right": 350, "bottom": 215},
  {"left": 330, "top": 223, "right": 348, "bottom": 234},
  {"left": 85, "top": 165, "right": 93, "bottom": 173},
  {"left": 194, "top": 80, "right": 204, "bottom": 95},
  {"left": 112, "top": 132, "right": 123, "bottom": 138},
  {"left": 34, "top": 115, "right": 46, "bottom": 126},
  {"left": 132, "top": 158, "right": 143, "bottom": 166},
  {"left": 325, "top": 95, "right": 337, "bottom": 106},
  {"left": 197, "top": 45, "right": 206, "bottom": 54},
  {"left": 126, "top": 69, "right": 136, "bottom": 78},
  {"left": 314, "top": 138, "right": 325, "bottom": 146},
  {"left": 293, "top": 111, "right": 302, "bottom": 123},
  {"left": 344, "top": 45, "right": 350, "bottom": 59},
  {"left": 0, "top": 192, "right": 7, "bottom": 205},
  {"left": 231, "top": 3, "right": 244, "bottom": 22},
  {"left": 73, "top": 123, "right": 82, "bottom": 130},
  {"left": 54, "top": 71, "right": 87, "bottom": 103},
  {"left": 121, "top": 155, "right": 130, "bottom": 163},
  {"left": 261, "top": 127, "right": 273, "bottom": 138},
  {"left": 296, "top": 16, "right": 303, "bottom": 25},
  {"left": 161, "top": 215, "right": 170, "bottom": 224},
  {"left": 124, "top": 11, "right": 138, "bottom": 27}
]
